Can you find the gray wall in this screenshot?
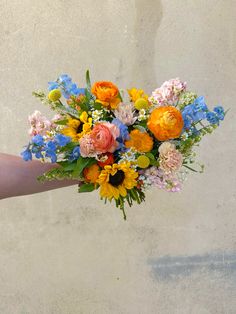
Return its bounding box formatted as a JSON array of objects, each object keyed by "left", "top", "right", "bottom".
[{"left": 0, "top": 0, "right": 236, "bottom": 313}]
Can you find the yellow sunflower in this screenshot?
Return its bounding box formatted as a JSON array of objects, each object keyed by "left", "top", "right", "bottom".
[
  {"left": 97, "top": 163, "right": 138, "bottom": 200},
  {"left": 61, "top": 111, "right": 92, "bottom": 142}
]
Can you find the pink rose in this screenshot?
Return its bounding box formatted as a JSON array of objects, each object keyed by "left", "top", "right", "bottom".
[{"left": 90, "top": 122, "right": 120, "bottom": 153}]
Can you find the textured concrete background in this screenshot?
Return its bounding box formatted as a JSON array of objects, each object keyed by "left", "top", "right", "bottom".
[{"left": 0, "top": 0, "right": 236, "bottom": 313}]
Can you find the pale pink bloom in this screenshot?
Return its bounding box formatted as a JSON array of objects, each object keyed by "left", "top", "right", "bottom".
[
  {"left": 90, "top": 122, "right": 120, "bottom": 153},
  {"left": 28, "top": 110, "right": 51, "bottom": 136},
  {"left": 79, "top": 134, "right": 97, "bottom": 158},
  {"left": 158, "top": 142, "right": 183, "bottom": 173},
  {"left": 149, "top": 78, "right": 186, "bottom": 107},
  {"left": 114, "top": 103, "right": 137, "bottom": 126},
  {"left": 140, "top": 166, "right": 182, "bottom": 192}
]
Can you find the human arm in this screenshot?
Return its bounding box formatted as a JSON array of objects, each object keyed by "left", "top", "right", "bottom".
[{"left": 0, "top": 153, "right": 78, "bottom": 200}]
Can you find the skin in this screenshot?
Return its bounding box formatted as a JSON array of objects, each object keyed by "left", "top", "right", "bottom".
[{"left": 0, "top": 153, "right": 78, "bottom": 200}]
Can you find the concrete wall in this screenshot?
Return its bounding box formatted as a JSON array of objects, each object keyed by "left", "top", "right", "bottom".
[{"left": 0, "top": 0, "right": 236, "bottom": 313}]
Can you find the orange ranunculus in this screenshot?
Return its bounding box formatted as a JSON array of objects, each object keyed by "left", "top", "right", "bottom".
[
  {"left": 91, "top": 81, "right": 121, "bottom": 109},
  {"left": 147, "top": 106, "right": 184, "bottom": 141},
  {"left": 83, "top": 163, "right": 101, "bottom": 184},
  {"left": 125, "top": 129, "right": 153, "bottom": 153}
]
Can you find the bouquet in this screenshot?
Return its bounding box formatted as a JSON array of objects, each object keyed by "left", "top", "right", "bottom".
[{"left": 21, "top": 72, "right": 225, "bottom": 219}]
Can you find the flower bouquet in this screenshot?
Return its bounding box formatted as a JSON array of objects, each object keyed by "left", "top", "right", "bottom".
[{"left": 21, "top": 71, "right": 225, "bottom": 219}]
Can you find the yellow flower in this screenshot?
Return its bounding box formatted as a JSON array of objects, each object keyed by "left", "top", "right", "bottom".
[
  {"left": 128, "top": 88, "right": 148, "bottom": 103},
  {"left": 48, "top": 89, "right": 61, "bottom": 102},
  {"left": 125, "top": 129, "right": 153, "bottom": 153},
  {"left": 97, "top": 163, "right": 138, "bottom": 200},
  {"left": 61, "top": 111, "right": 92, "bottom": 142}
]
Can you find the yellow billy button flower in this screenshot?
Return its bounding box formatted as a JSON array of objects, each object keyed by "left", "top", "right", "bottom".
[
  {"left": 48, "top": 89, "right": 61, "bottom": 102},
  {"left": 134, "top": 98, "right": 150, "bottom": 110},
  {"left": 137, "top": 155, "right": 150, "bottom": 168}
]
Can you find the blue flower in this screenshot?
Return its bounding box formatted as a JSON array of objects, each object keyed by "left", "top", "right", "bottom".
[
  {"left": 21, "top": 148, "right": 32, "bottom": 161},
  {"left": 48, "top": 74, "right": 85, "bottom": 99},
  {"left": 31, "top": 134, "right": 44, "bottom": 146},
  {"left": 55, "top": 134, "right": 71, "bottom": 147},
  {"left": 193, "top": 96, "right": 208, "bottom": 112},
  {"left": 48, "top": 81, "right": 59, "bottom": 91},
  {"left": 112, "top": 118, "right": 130, "bottom": 141},
  {"left": 45, "top": 141, "right": 57, "bottom": 163},
  {"left": 206, "top": 112, "right": 219, "bottom": 125},
  {"left": 69, "top": 146, "right": 81, "bottom": 161},
  {"left": 213, "top": 106, "right": 225, "bottom": 120}
]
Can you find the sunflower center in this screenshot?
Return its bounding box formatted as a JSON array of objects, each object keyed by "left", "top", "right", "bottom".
[
  {"left": 109, "top": 170, "right": 125, "bottom": 187},
  {"left": 76, "top": 122, "right": 83, "bottom": 134}
]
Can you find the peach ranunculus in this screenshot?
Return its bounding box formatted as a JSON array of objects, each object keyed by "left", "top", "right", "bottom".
[
  {"left": 90, "top": 122, "right": 120, "bottom": 154},
  {"left": 79, "top": 134, "right": 97, "bottom": 158},
  {"left": 147, "top": 106, "right": 184, "bottom": 141},
  {"left": 91, "top": 81, "right": 121, "bottom": 109}
]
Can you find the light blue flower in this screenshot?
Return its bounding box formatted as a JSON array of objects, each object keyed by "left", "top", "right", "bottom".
[
  {"left": 31, "top": 134, "right": 44, "bottom": 146},
  {"left": 55, "top": 134, "right": 71, "bottom": 147},
  {"left": 206, "top": 112, "right": 219, "bottom": 125},
  {"left": 69, "top": 146, "right": 81, "bottom": 161},
  {"left": 213, "top": 106, "right": 225, "bottom": 120},
  {"left": 45, "top": 141, "right": 57, "bottom": 163},
  {"left": 112, "top": 118, "right": 130, "bottom": 141},
  {"left": 21, "top": 148, "right": 32, "bottom": 161},
  {"left": 48, "top": 74, "right": 85, "bottom": 99}
]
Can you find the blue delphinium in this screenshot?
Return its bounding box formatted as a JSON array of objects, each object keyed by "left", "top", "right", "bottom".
[
  {"left": 68, "top": 146, "right": 81, "bottom": 162},
  {"left": 21, "top": 148, "right": 32, "bottom": 161},
  {"left": 55, "top": 134, "right": 71, "bottom": 147},
  {"left": 112, "top": 118, "right": 130, "bottom": 151},
  {"left": 44, "top": 141, "right": 57, "bottom": 163},
  {"left": 206, "top": 111, "right": 219, "bottom": 125},
  {"left": 213, "top": 106, "right": 225, "bottom": 121},
  {"left": 182, "top": 96, "right": 209, "bottom": 130},
  {"left": 48, "top": 74, "right": 85, "bottom": 99},
  {"left": 31, "top": 134, "right": 44, "bottom": 146}
]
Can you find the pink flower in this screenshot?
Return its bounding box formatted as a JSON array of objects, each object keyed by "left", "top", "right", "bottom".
[
  {"left": 149, "top": 78, "right": 186, "bottom": 107},
  {"left": 28, "top": 110, "right": 51, "bottom": 136},
  {"left": 158, "top": 142, "right": 183, "bottom": 173},
  {"left": 114, "top": 103, "right": 137, "bottom": 126},
  {"left": 79, "top": 134, "right": 97, "bottom": 158},
  {"left": 90, "top": 122, "right": 120, "bottom": 154},
  {"left": 141, "top": 166, "right": 182, "bottom": 192}
]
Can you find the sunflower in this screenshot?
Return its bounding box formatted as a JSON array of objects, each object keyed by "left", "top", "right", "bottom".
[
  {"left": 97, "top": 163, "right": 138, "bottom": 200},
  {"left": 61, "top": 111, "right": 92, "bottom": 142}
]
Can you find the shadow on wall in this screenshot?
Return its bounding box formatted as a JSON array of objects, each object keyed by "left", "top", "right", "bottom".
[
  {"left": 132, "top": 0, "right": 163, "bottom": 89},
  {"left": 148, "top": 252, "right": 236, "bottom": 282}
]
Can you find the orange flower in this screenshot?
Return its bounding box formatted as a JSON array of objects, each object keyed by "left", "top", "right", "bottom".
[
  {"left": 97, "top": 153, "right": 114, "bottom": 168},
  {"left": 92, "top": 81, "right": 121, "bottom": 109},
  {"left": 83, "top": 163, "right": 101, "bottom": 184},
  {"left": 147, "top": 106, "right": 183, "bottom": 141},
  {"left": 125, "top": 129, "right": 153, "bottom": 153}
]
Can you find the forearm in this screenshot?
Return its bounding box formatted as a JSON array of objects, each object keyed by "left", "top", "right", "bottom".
[{"left": 0, "top": 153, "right": 78, "bottom": 199}]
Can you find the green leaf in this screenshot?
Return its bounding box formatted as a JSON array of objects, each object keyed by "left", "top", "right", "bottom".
[
  {"left": 86, "top": 70, "right": 91, "bottom": 90},
  {"left": 145, "top": 152, "right": 155, "bottom": 160},
  {"left": 73, "top": 157, "right": 96, "bottom": 178},
  {"left": 93, "top": 102, "right": 103, "bottom": 110},
  {"left": 79, "top": 183, "right": 95, "bottom": 193},
  {"left": 54, "top": 119, "right": 68, "bottom": 125},
  {"left": 133, "top": 125, "right": 146, "bottom": 133}
]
